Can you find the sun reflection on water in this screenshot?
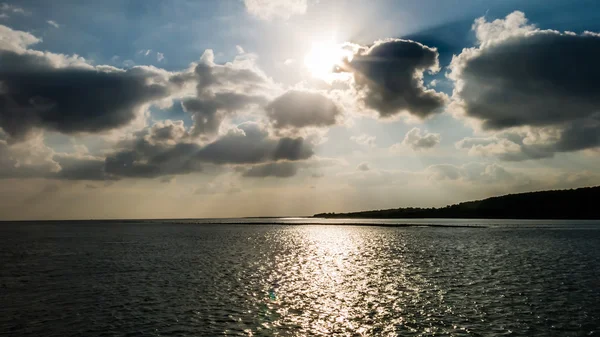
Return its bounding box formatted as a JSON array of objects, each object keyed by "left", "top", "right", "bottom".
[{"left": 243, "top": 226, "right": 435, "bottom": 336}]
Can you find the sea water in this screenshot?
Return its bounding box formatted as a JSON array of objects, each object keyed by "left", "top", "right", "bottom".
[{"left": 1, "top": 219, "right": 599, "bottom": 336}]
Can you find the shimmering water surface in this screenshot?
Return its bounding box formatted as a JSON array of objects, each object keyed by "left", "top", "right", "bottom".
[{"left": 1, "top": 219, "right": 599, "bottom": 336}]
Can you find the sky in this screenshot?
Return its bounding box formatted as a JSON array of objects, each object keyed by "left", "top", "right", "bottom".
[{"left": 1, "top": 0, "right": 600, "bottom": 219}]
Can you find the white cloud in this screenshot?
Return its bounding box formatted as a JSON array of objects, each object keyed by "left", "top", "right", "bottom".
[
  {"left": 243, "top": 0, "right": 307, "bottom": 20},
  {"left": 0, "top": 24, "right": 41, "bottom": 52},
  {"left": 350, "top": 134, "right": 376, "bottom": 147},
  {"left": 402, "top": 128, "right": 440, "bottom": 150},
  {"left": 0, "top": 3, "right": 27, "bottom": 16},
  {"left": 47, "top": 20, "right": 59, "bottom": 28}
]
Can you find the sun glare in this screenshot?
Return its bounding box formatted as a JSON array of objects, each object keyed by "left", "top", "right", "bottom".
[{"left": 304, "top": 42, "right": 353, "bottom": 80}]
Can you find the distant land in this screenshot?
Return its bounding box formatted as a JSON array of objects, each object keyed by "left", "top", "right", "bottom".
[{"left": 314, "top": 186, "right": 600, "bottom": 220}]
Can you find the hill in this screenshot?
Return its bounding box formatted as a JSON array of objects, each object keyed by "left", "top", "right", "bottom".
[{"left": 314, "top": 186, "right": 600, "bottom": 219}]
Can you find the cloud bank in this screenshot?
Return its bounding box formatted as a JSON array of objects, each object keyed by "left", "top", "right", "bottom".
[{"left": 450, "top": 11, "right": 600, "bottom": 160}]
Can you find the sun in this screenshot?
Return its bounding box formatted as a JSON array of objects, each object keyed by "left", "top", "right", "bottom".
[{"left": 304, "top": 42, "right": 353, "bottom": 80}]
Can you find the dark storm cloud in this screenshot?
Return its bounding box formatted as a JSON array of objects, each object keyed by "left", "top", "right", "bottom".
[
  {"left": 266, "top": 90, "right": 341, "bottom": 129},
  {"left": 450, "top": 12, "right": 600, "bottom": 159},
  {"left": 0, "top": 50, "right": 174, "bottom": 140},
  {"left": 347, "top": 39, "right": 446, "bottom": 118},
  {"left": 242, "top": 162, "right": 298, "bottom": 178}
]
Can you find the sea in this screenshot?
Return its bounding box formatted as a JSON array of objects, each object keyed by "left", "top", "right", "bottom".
[{"left": 1, "top": 218, "right": 599, "bottom": 336}]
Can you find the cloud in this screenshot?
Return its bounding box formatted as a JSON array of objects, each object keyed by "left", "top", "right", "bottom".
[
  {"left": 53, "top": 154, "right": 108, "bottom": 181},
  {"left": 195, "top": 122, "right": 313, "bottom": 164},
  {"left": 356, "top": 162, "right": 370, "bottom": 171},
  {"left": 426, "top": 163, "right": 517, "bottom": 184},
  {"left": 145, "top": 120, "right": 191, "bottom": 145},
  {"left": 179, "top": 50, "right": 273, "bottom": 139},
  {"left": 159, "top": 176, "right": 175, "bottom": 183},
  {"left": 401, "top": 127, "right": 440, "bottom": 150},
  {"left": 0, "top": 25, "right": 329, "bottom": 182},
  {"left": 243, "top": 0, "right": 307, "bottom": 20},
  {"left": 456, "top": 131, "right": 556, "bottom": 161},
  {"left": 0, "top": 133, "right": 109, "bottom": 181},
  {"left": 47, "top": 20, "right": 59, "bottom": 28},
  {"left": 0, "top": 3, "right": 27, "bottom": 17},
  {"left": 0, "top": 24, "right": 40, "bottom": 52},
  {"left": 157, "top": 52, "right": 164, "bottom": 62},
  {"left": 266, "top": 90, "right": 341, "bottom": 129},
  {"left": 346, "top": 39, "right": 447, "bottom": 119},
  {"left": 242, "top": 161, "right": 298, "bottom": 178},
  {"left": 350, "top": 134, "right": 376, "bottom": 147},
  {"left": 103, "top": 121, "right": 313, "bottom": 179},
  {"left": 449, "top": 11, "right": 600, "bottom": 158},
  {"left": 0, "top": 133, "right": 59, "bottom": 178},
  {"left": 0, "top": 25, "right": 176, "bottom": 141}
]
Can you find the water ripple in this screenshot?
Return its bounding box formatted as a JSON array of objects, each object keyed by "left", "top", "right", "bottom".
[{"left": 1, "top": 223, "right": 599, "bottom": 336}]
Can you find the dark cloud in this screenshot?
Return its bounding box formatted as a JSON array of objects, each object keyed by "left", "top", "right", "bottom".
[
  {"left": 357, "top": 162, "right": 370, "bottom": 171},
  {"left": 453, "top": 33, "right": 600, "bottom": 130},
  {"left": 242, "top": 162, "right": 298, "bottom": 178},
  {"left": 266, "top": 90, "right": 341, "bottom": 129},
  {"left": 146, "top": 120, "right": 190, "bottom": 144},
  {"left": 0, "top": 121, "right": 314, "bottom": 181},
  {"left": 347, "top": 39, "right": 446, "bottom": 118},
  {"left": 53, "top": 155, "right": 108, "bottom": 181},
  {"left": 194, "top": 123, "right": 313, "bottom": 164},
  {"left": 182, "top": 92, "right": 266, "bottom": 137},
  {"left": 0, "top": 50, "right": 174, "bottom": 141},
  {"left": 450, "top": 12, "right": 600, "bottom": 159},
  {"left": 180, "top": 51, "right": 271, "bottom": 138},
  {"left": 104, "top": 142, "right": 203, "bottom": 179},
  {"left": 103, "top": 122, "right": 313, "bottom": 178}
]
